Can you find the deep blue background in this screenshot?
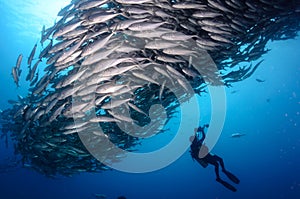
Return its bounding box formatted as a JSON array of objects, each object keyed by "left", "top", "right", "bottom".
[{"left": 0, "top": 1, "right": 299, "bottom": 199}]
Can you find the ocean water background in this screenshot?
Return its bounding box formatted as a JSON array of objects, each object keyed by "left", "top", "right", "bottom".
[{"left": 0, "top": 1, "right": 299, "bottom": 199}]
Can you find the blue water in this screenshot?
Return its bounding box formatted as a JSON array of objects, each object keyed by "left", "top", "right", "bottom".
[{"left": 0, "top": 1, "right": 299, "bottom": 199}]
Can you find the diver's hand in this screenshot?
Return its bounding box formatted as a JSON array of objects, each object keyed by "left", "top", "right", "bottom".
[{"left": 194, "top": 128, "right": 198, "bottom": 133}]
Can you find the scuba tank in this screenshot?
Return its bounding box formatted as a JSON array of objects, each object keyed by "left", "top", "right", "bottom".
[{"left": 190, "top": 147, "right": 208, "bottom": 168}]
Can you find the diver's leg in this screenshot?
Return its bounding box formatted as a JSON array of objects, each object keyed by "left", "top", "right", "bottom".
[
  {"left": 213, "top": 155, "right": 240, "bottom": 184},
  {"left": 214, "top": 155, "right": 225, "bottom": 171},
  {"left": 204, "top": 154, "right": 221, "bottom": 180},
  {"left": 212, "top": 162, "right": 221, "bottom": 180}
]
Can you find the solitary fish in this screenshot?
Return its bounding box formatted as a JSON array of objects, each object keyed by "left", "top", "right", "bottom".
[
  {"left": 256, "top": 78, "right": 265, "bottom": 83},
  {"left": 230, "top": 133, "right": 246, "bottom": 138}
]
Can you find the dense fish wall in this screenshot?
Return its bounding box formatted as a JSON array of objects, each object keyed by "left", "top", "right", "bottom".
[{"left": 1, "top": 0, "right": 300, "bottom": 176}]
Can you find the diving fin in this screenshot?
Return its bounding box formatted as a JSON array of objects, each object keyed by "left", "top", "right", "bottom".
[
  {"left": 216, "top": 178, "right": 237, "bottom": 192},
  {"left": 223, "top": 170, "right": 240, "bottom": 184}
]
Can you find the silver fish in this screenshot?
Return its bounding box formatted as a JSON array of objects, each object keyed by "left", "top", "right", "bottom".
[
  {"left": 145, "top": 39, "right": 181, "bottom": 50},
  {"left": 29, "top": 59, "right": 41, "bottom": 81},
  {"left": 115, "top": 0, "right": 153, "bottom": 5},
  {"left": 15, "top": 54, "right": 23, "bottom": 76},
  {"left": 77, "top": 0, "right": 109, "bottom": 10},
  {"left": 28, "top": 44, "right": 37, "bottom": 66},
  {"left": 161, "top": 32, "right": 196, "bottom": 41},
  {"left": 56, "top": 35, "right": 86, "bottom": 63},
  {"left": 81, "top": 33, "right": 114, "bottom": 57},
  {"left": 128, "top": 21, "right": 166, "bottom": 31},
  {"left": 90, "top": 116, "right": 119, "bottom": 123},
  {"left": 53, "top": 20, "right": 82, "bottom": 38},
  {"left": 101, "top": 98, "right": 131, "bottom": 109},
  {"left": 11, "top": 67, "right": 19, "bottom": 87}
]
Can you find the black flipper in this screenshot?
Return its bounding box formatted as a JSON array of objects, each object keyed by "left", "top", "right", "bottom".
[
  {"left": 216, "top": 178, "right": 237, "bottom": 192},
  {"left": 223, "top": 170, "right": 240, "bottom": 184}
]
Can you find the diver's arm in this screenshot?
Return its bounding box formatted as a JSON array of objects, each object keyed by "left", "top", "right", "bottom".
[
  {"left": 199, "top": 130, "right": 206, "bottom": 142},
  {"left": 200, "top": 124, "right": 209, "bottom": 142}
]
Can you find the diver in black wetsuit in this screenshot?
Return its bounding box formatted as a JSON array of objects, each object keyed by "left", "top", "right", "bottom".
[{"left": 190, "top": 125, "right": 240, "bottom": 192}]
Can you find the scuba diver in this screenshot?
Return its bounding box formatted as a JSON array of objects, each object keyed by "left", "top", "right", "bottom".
[{"left": 190, "top": 124, "right": 240, "bottom": 192}]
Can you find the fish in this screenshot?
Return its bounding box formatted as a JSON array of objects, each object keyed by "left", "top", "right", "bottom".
[
  {"left": 145, "top": 40, "right": 181, "bottom": 50},
  {"left": 60, "top": 67, "right": 88, "bottom": 88},
  {"left": 177, "top": 78, "right": 190, "bottom": 92},
  {"left": 128, "top": 102, "right": 147, "bottom": 116},
  {"left": 256, "top": 78, "right": 265, "bottom": 82},
  {"left": 192, "top": 11, "right": 223, "bottom": 18},
  {"left": 81, "top": 42, "right": 122, "bottom": 65},
  {"left": 77, "top": 0, "right": 109, "bottom": 10},
  {"left": 182, "top": 67, "right": 199, "bottom": 78},
  {"left": 96, "top": 83, "right": 127, "bottom": 94},
  {"left": 124, "top": 27, "right": 171, "bottom": 38},
  {"left": 128, "top": 21, "right": 166, "bottom": 31},
  {"left": 110, "top": 18, "right": 149, "bottom": 31},
  {"left": 58, "top": 3, "right": 73, "bottom": 16},
  {"left": 159, "top": 80, "right": 166, "bottom": 101},
  {"left": 242, "top": 60, "right": 264, "bottom": 80},
  {"left": 81, "top": 13, "right": 121, "bottom": 26},
  {"left": 90, "top": 116, "right": 120, "bottom": 123},
  {"left": 81, "top": 33, "right": 114, "bottom": 57},
  {"left": 131, "top": 71, "right": 159, "bottom": 85},
  {"left": 15, "top": 54, "right": 23, "bottom": 76},
  {"left": 39, "top": 39, "right": 53, "bottom": 59},
  {"left": 28, "top": 44, "right": 37, "bottom": 67},
  {"left": 48, "top": 37, "right": 79, "bottom": 54},
  {"left": 28, "top": 59, "right": 41, "bottom": 82},
  {"left": 90, "top": 57, "right": 135, "bottom": 74},
  {"left": 40, "top": 25, "right": 46, "bottom": 46},
  {"left": 11, "top": 67, "right": 19, "bottom": 87},
  {"left": 161, "top": 32, "right": 196, "bottom": 41},
  {"left": 172, "top": 2, "right": 206, "bottom": 9},
  {"left": 100, "top": 64, "right": 138, "bottom": 77},
  {"left": 109, "top": 84, "right": 139, "bottom": 97},
  {"left": 101, "top": 98, "right": 131, "bottom": 109},
  {"left": 56, "top": 35, "right": 86, "bottom": 63},
  {"left": 94, "top": 95, "right": 109, "bottom": 106},
  {"left": 107, "top": 110, "right": 135, "bottom": 123},
  {"left": 230, "top": 133, "right": 246, "bottom": 138},
  {"left": 163, "top": 47, "right": 197, "bottom": 56},
  {"left": 156, "top": 55, "right": 185, "bottom": 63},
  {"left": 207, "top": 0, "right": 234, "bottom": 14},
  {"left": 30, "top": 72, "right": 39, "bottom": 87},
  {"left": 210, "top": 34, "right": 233, "bottom": 44},
  {"left": 53, "top": 20, "right": 82, "bottom": 38},
  {"left": 154, "top": 66, "right": 173, "bottom": 82},
  {"left": 115, "top": 0, "right": 153, "bottom": 4}
]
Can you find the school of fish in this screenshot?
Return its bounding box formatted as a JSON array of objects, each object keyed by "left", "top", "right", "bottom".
[{"left": 1, "top": 0, "right": 299, "bottom": 176}]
